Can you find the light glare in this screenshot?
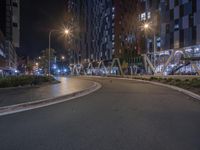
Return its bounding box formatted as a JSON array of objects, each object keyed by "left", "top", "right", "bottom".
[{"left": 65, "top": 29, "right": 69, "bottom": 35}]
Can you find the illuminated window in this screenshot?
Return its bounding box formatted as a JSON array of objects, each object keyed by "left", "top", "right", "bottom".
[
  {"left": 112, "top": 14, "right": 115, "bottom": 19},
  {"left": 112, "top": 7, "right": 115, "bottom": 12},
  {"left": 140, "top": 12, "right": 146, "bottom": 21},
  {"left": 140, "top": 12, "right": 151, "bottom": 21},
  {"left": 147, "top": 12, "right": 151, "bottom": 19}
]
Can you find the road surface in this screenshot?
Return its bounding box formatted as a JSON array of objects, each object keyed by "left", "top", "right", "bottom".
[
  {"left": 0, "top": 77, "right": 94, "bottom": 107},
  {"left": 0, "top": 77, "right": 200, "bottom": 150}
]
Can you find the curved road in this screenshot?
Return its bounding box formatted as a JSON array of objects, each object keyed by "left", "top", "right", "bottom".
[
  {"left": 0, "top": 78, "right": 200, "bottom": 150},
  {"left": 0, "top": 77, "right": 94, "bottom": 107}
]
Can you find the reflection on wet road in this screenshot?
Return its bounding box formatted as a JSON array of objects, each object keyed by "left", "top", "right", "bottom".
[{"left": 0, "top": 77, "right": 94, "bottom": 107}]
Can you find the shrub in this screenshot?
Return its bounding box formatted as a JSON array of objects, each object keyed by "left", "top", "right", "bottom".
[
  {"left": 0, "top": 75, "right": 56, "bottom": 88},
  {"left": 190, "top": 78, "right": 200, "bottom": 88},
  {"left": 175, "top": 79, "right": 181, "bottom": 82},
  {"left": 184, "top": 79, "right": 189, "bottom": 82},
  {"left": 149, "top": 77, "right": 157, "bottom": 81},
  {"left": 157, "top": 77, "right": 163, "bottom": 81},
  {"left": 166, "top": 78, "right": 173, "bottom": 82}
]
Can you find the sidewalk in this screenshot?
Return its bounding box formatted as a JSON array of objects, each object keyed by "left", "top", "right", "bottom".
[{"left": 0, "top": 77, "right": 94, "bottom": 107}]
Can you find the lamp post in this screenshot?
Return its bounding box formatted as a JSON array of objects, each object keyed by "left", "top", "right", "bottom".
[
  {"left": 48, "top": 29, "right": 70, "bottom": 75},
  {"left": 143, "top": 23, "right": 156, "bottom": 71},
  {"left": 61, "top": 56, "right": 65, "bottom": 74}
]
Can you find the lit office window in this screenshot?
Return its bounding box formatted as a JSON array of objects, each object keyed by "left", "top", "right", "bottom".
[
  {"left": 112, "top": 7, "right": 115, "bottom": 12},
  {"left": 147, "top": 12, "right": 151, "bottom": 19},
  {"left": 140, "top": 12, "right": 146, "bottom": 21}
]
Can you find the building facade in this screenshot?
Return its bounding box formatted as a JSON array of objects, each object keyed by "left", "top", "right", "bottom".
[
  {"left": 0, "top": 31, "right": 6, "bottom": 73},
  {"left": 64, "top": 0, "right": 83, "bottom": 64},
  {"left": 144, "top": 0, "right": 200, "bottom": 75},
  {"left": 160, "top": 0, "right": 200, "bottom": 50},
  {"left": 91, "top": 0, "right": 113, "bottom": 61},
  {"left": 65, "top": 0, "right": 114, "bottom": 63},
  {"left": 0, "top": 0, "right": 20, "bottom": 47},
  {"left": 65, "top": 0, "right": 200, "bottom": 75},
  {"left": 65, "top": 0, "right": 143, "bottom": 63},
  {"left": 0, "top": 0, "right": 20, "bottom": 74}
]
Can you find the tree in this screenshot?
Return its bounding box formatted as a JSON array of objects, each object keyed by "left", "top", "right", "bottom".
[{"left": 39, "top": 48, "right": 56, "bottom": 74}]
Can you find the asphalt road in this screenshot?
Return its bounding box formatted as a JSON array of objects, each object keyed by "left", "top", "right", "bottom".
[
  {"left": 0, "top": 78, "right": 200, "bottom": 150},
  {"left": 0, "top": 77, "right": 94, "bottom": 107}
]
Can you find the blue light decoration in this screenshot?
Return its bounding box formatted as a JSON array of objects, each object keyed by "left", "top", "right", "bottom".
[
  {"left": 52, "top": 64, "right": 57, "bottom": 69},
  {"left": 63, "top": 69, "right": 67, "bottom": 73}
]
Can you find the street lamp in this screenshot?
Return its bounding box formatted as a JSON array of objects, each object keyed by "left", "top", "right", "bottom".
[
  {"left": 61, "top": 55, "right": 65, "bottom": 74},
  {"left": 48, "top": 28, "right": 70, "bottom": 75},
  {"left": 144, "top": 23, "right": 150, "bottom": 30},
  {"left": 142, "top": 22, "right": 157, "bottom": 71},
  {"left": 65, "top": 29, "right": 69, "bottom": 35},
  {"left": 61, "top": 56, "right": 65, "bottom": 60}
]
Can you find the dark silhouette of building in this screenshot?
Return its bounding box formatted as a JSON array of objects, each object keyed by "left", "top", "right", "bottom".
[{"left": 0, "top": 0, "right": 20, "bottom": 74}]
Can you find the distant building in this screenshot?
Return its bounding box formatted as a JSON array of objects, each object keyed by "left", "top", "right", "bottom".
[
  {"left": 0, "top": 0, "right": 20, "bottom": 74},
  {"left": 113, "top": 0, "right": 145, "bottom": 60},
  {"left": 0, "top": 31, "right": 6, "bottom": 74},
  {"left": 137, "top": 0, "right": 200, "bottom": 53},
  {"left": 65, "top": 0, "right": 200, "bottom": 74},
  {"left": 65, "top": 0, "right": 149, "bottom": 63},
  {"left": 88, "top": 0, "right": 113, "bottom": 62},
  {"left": 160, "top": 0, "right": 200, "bottom": 50},
  {"left": 65, "top": 0, "right": 128, "bottom": 63},
  {"left": 140, "top": 0, "right": 200, "bottom": 75}
]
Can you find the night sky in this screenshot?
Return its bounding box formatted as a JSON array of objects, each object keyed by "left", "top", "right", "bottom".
[{"left": 19, "top": 0, "right": 66, "bottom": 58}]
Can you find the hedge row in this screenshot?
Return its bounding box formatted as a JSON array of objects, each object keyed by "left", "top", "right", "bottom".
[
  {"left": 132, "top": 76, "right": 200, "bottom": 88},
  {"left": 0, "top": 76, "right": 56, "bottom": 88}
]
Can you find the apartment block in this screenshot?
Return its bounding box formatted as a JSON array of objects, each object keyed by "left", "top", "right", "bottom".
[{"left": 0, "top": 0, "right": 20, "bottom": 73}]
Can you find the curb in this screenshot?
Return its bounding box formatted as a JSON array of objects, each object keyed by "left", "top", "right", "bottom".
[
  {"left": 0, "top": 81, "right": 102, "bottom": 117},
  {"left": 128, "top": 78, "right": 200, "bottom": 101},
  {"left": 0, "top": 85, "right": 39, "bottom": 91},
  {"left": 0, "top": 81, "right": 60, "bottom": 91},
  {"left": 83, "top": 76, "right": 200, "bottom": 101}
]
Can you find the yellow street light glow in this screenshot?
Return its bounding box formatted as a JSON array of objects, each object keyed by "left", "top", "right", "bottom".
[
  {"left": 144, "top": 23, "right": 150, "bottom": 29},
  {"left": 64, "top": 29, "right": 70, "bottom": 35}
]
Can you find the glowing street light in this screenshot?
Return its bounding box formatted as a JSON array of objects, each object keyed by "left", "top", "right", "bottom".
[
  {"left": 61, "top": 56, "right": 65, "bottom": 60},
  {"left": 144, "top": 23, "right": 150, "bottom": 29},
  {"left": 48, "top": 28, "right": 71, "bottom": 75},
  {"left": 142, "top": 22, "right": 157, "bottom": 71},
  {"left": 64, "top": 29, "right": 70, "bottom": 35}
]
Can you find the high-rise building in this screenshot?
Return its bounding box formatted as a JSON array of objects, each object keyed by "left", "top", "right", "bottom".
[
  {"left": 64, "top": 0, "right": 84, "bottom": 64},
  {"left": 65, "top": 0, "right": 141, "bottom": 63},
  {"left": 0, "top": 31, "right": 6, "bottom": 73},
  {"left": 67, "top": 0, "right": 114, "bottom": 63},
  {"left": 65, "top": 0, "right": 200, "bottom": 75},
  {"left": 0, "top": 0, "right": 20, "bottom": 74},
  {"left": 0, "top": 0, "right": 20, "bottom": 48},
  {"left": 160, "top": 0, "right": 200, "bottom": 49},
  {"left": 113, "top": 0, "right": 146, "bottom": 60},
  {"left": 90, "top": 0, "right": 113, "bottom": 61},
  {"left": 142, "top": 0, "right": 200, "bottom": 75}
]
